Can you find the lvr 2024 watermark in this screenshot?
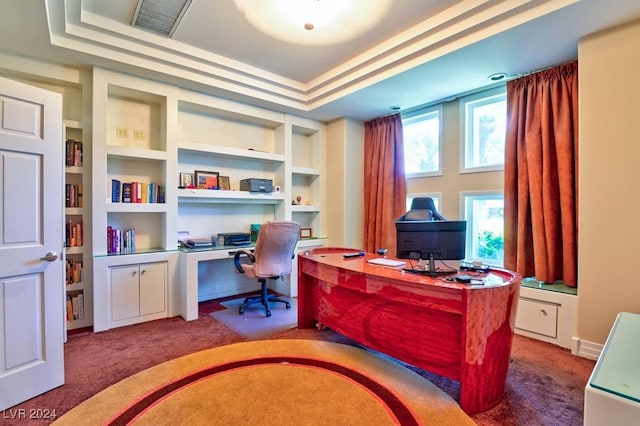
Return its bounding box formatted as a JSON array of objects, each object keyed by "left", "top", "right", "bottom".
[{"left": 2, "top": 408, "right": 57, "bottom": 420}]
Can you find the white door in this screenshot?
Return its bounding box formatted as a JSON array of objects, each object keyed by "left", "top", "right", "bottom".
[{"left": 0, "top": 76, "right": 64, "bottom": 410}]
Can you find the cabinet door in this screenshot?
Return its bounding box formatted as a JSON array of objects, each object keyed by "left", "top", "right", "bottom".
[
  {"left": 139, "top": 262, "right": 166, "bottom": 316},
  {"left": 111, "top": 265, "right": 140, "bottom": 321}
]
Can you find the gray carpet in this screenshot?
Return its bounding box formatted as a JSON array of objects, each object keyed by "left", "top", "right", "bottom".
[{"left": 210, "top": 297, "right": 297, "bottom": 339}]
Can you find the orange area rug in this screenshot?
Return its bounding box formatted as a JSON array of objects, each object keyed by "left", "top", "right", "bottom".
[{"left": 53, "top": 339, "right": 474, "bottom": 425}]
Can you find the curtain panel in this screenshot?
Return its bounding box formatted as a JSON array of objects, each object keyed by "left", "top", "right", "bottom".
[
  {"left": 363, "top": 114, "right": 406, "bottom": 254},
  {"left": 504, "top": 61, "right": 578, "bottom": 286}
]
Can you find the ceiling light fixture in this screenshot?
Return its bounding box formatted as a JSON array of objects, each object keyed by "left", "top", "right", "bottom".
[
  {"left": 234, "top": 0, "right": 392, "bottom": 45},
  {"left": 488, "top": 72, "right": 508, "bottom": 82}
]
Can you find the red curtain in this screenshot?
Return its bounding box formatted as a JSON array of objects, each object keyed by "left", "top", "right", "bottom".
[
  {"left": 504, "top": 61, "right": 578, "bottom": 286},
  {"left": 363, "top": 114, "right": 406, "bottom": 254}
]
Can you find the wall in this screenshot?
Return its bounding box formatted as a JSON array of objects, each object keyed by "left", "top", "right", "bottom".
[
  {"left": 578, "top": 18, "right": 640, "bottom": 345},
  {"left": 4, "top": 16, "right": 640, "bottom": 346},
  {"left": 405, "top": 98, "right": 504, "bottom": 220},
  {"left": 325, "top": 118, "right": 364, "bottom": 248}
]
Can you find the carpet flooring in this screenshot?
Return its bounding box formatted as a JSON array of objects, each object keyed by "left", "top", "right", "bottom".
[
  {"left": 210, "top": 297, "right": 297, "bottom": 339},
  {"left": 53, "top": 339, "right": 474, "bottom": 426},
  {"left": 4, "top": 297, "right": 597, "bottom": 425}
]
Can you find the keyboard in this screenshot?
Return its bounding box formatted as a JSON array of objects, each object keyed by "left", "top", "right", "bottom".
[{"left": 367, "top": 258, "right": 406, "bottom": 267}]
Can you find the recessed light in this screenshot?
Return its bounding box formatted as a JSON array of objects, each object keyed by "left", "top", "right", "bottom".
[
  {"left": 304, "top": 22, "right": 314, "bottom": 30},
  {"left": 488, "top": 72, "right": 508, "bottom": 82},
  {"left": 389, "top": 105, "right": 402, "bottom": 111}
]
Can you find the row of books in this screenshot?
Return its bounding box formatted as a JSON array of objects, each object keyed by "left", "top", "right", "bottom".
[
  {"left": 66, "top": 259, "right": 83, "bottom": 285},
  {"left": 107, "top": 226, "right": 136, "bottom": 254},
  {"left": 66, "top": 220, "right": 83, "bottom": 247},
  {"left": 111, "top": 179, "right": 165, "bottom": 204},
  {"left": 65, "top": 183, "right": 83, "bottom": 208},
  {"left": 66, "top": 292, "right": 84, "bottom": 321},
  {"left": 65, "top": 139, "right": 83, "bottom": 167}
]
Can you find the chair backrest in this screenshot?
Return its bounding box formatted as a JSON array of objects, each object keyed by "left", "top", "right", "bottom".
[
  {"left": 402, "top": 209, "right": 433, "bottom": 221},
  {"left": 401, "top": 197, "right": 447, "bottom": 221},
  {"left": 252, "top": 220, "right": 300, "bottom": 278}
]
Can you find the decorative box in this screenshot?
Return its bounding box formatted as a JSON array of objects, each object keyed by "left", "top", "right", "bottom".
[{"left": 240, "top": 178, "right": 273, "bottom": 193}]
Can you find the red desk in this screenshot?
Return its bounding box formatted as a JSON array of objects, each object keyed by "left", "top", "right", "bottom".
[{"left": 297, "top": 247, "right": 521, "bottom": 414}]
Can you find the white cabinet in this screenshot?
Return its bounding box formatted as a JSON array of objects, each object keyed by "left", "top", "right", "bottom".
[
  {"left": 515, "top": 298, "right": 558, "bottom": 338},
  {"left": 93, "top": 251, "right": 178, "bottom": 332},
  {"left": 515, "top": 285, "right": 578, "bottom": 352},
  {"left": 111, "top": 262, "right": 166, "bottom": 323}
]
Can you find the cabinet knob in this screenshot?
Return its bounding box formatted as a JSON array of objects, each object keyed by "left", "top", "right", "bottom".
[
  {"left": 540, "top": 309, "right": 547, "bottom": 316},
  {"left": 141, "top": 270, "right": 146, "bottom": 275},
  {"left": 132, "top": 270, "right": 137, "bottom": 276}
]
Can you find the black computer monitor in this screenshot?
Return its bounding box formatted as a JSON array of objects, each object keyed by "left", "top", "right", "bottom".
[{"left": 396, "top": 220, "right": 467, "bottom": 276}]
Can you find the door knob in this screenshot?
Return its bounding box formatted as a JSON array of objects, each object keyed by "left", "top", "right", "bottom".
[{"left": 40, "top": 251, "right": 58, "bottom": 262}]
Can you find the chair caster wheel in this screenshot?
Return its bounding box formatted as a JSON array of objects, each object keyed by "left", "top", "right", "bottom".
[
  {"left": 266, "top": 311, "right": 272, "bottom": 317},
  {"left": 315, "top": 321, "right": 326, "bottom": 331},
  {"left": 239, "top": 308, "right": 244, "bottom": 315},
  {"left": 285, "top": 303, "right": 291, "bottom": 309}
]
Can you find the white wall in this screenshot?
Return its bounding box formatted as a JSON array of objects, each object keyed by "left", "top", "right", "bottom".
[
  {"left": 578, "top": 18, "right": 640, "bottom": 344},
  {"left": 325, "top": 118, "right": 364, "bottom": 249}
]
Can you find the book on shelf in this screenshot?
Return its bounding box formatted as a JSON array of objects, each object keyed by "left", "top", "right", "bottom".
[
  {"left": 65, "top": 139, "right": 83, "bottom": 167},
  {"left": 122, "top": 182, "right": 132, "bottom": 203},
  {"left": 66, "top": 296, "right": 74, "bottom": 321},
  {"left": 65, "top": 184, "right": 83, "bottom": 208},
  {"left": 77, "top": 293, "right": 84, "bottom": 320},
  {"left": 66, "top": 220, "right": 83, "bottom": 247},
  {"left": 66, "top": 292, "right": 84, "bottom": 321},
  {"left": 111, "top": 179, "right": 121, "bottom": 203},
  {"left": 109, "top": 179, "right": 165, "bottom": 204},
  {"left": 71, "top": 294, "right": 79, "bottom": 320},
  {"left": 66, "top": 258, "right": 83, "bottom": 285},
  {"left": 107, "top": 226, "right": 136, "bottom": 254}
]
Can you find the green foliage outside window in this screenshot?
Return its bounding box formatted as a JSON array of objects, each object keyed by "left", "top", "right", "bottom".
[{"left": 477, "top": 230, "right": 504, "bottom": 261}]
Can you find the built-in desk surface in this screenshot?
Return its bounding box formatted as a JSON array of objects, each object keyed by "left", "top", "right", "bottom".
[
  {"left": 179, "top": 244, "right": 255, "bottom": 254},
  {"left": 590, "top": 312, "right": 640, "bottom": 402}
]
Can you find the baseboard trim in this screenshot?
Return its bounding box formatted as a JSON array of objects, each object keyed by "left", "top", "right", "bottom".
[{"left": 575, "top": 338, "right": 603, "bottom": 360}]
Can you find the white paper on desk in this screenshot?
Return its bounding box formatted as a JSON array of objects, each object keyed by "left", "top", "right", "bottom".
[
  {"left": 367, "top": 258, "right": 406, "bottom": 267},
  {"left": 178, "top": 230, "right": 191, "bottom": 244}
]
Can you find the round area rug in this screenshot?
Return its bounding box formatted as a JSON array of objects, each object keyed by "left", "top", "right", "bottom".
[{"left": 53, "top": 339, "right": 474, "bottom": 425}]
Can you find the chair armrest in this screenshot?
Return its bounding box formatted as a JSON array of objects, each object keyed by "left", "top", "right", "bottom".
[{"left": 233, "top": 249, "right": 255, "bottom": 273}]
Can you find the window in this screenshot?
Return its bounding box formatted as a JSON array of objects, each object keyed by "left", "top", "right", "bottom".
[
  {"left": 402, "top": 105, "right": 442, "bottom": 177},
  {"left": 462, "top": 192, "right": 504, "bottom": 267},
  {"left": 460, "top": 87, "right": 506, "bottom": 172}
]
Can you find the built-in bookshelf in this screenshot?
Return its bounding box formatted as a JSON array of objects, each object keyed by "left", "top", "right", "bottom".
[
  {"left": 91, "top": 68, "right": 178, "bottom": 332},
  {"left": 289, "top": 117, "right": 325, "bottom": 238},
  {"left": 92, "top": 70, "right": 177, "bottom": 256},
  {"left": 91, "top": 67, "right": 326, "bottom": 330},
  {"left": 64, "top": 120, "right": 92, "bottom": 330}
]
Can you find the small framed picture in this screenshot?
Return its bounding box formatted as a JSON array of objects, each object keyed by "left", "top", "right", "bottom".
[
  {"left": 219, "top": 175, "right": 231, "bottom": 190},
  {"left": 299, "top": 227, "right": 312, "bottom": 239},
  {"left": 194, "top": 170, "right": 219, "bottom": 189},
  {"left": 179, "top": 173, "right": 194, "bottom": 188}
]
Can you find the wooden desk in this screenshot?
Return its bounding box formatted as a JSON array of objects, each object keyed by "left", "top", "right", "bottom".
[{"left": 297, "top": 247, "right": 521, "bottom": 414}]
